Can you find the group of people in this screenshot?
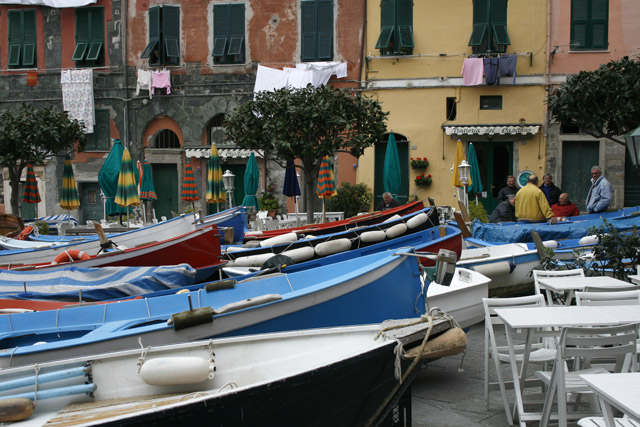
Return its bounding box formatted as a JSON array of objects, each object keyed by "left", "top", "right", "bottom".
[{"left": 489, "top": 166, "right": 612, "bottom": 223}]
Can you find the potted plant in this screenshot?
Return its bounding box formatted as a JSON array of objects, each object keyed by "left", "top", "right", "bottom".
[
  {"left": 259, "top": 193, "right": 280, "bottom": 217},
  {"left": 415, "top": 173, "right": 432, "bottom": 186},
  {"left": 410, "top": 157, "right": 429, "bottom": 169}
]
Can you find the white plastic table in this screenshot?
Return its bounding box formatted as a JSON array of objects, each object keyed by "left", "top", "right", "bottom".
[
  {"left": 494, "top": 306, "right": 640, "bottom": 426},
  {"left": 537, "top": 276, "right": 635, "bottom": 306},
  {"left": 581, "top": 373, "right": 640, "bottom": 427}
]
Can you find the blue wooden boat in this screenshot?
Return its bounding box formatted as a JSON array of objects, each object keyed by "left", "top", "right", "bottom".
[{"left": 0, "top": 248, "right": 428, "bottom": 368}]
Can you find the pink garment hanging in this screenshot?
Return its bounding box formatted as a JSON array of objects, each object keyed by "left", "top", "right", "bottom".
[
  {"left": 151, "top": 70, "right": 171, "bottom": 95},
  {"left": 461, "top": 58, "right": 484, "bottom": 86}
]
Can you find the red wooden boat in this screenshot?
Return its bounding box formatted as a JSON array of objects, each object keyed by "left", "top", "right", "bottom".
[{"left": 244, "top": 201, "right": 425, "bottom": 242}]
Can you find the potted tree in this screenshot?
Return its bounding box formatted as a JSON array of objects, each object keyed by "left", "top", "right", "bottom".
[{"left": 259, "top": 193, "right": 280, "bottom": 218}]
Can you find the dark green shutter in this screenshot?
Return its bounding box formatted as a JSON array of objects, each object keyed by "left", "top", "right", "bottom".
[
  {"left": 86, "top": 7, "right": 104, "bottom": 61},
  {"left": 213, "top": 5, "right": 229, "bottom": 56},
  {"left": 397, "top": 0, "right": 413, "bottom": 48},
  {"left": 73, "top": 9, "right": 90, "bottom": 61},
  {"left": 376, "top": 0, "right": 395, "bottom": 49},
  {"left": 590, "top": 0, "right": 608, "bottom": 49},
  {"left": 8, "top": 11, "right": 22, "bottom": 66},
  {"left": 163, "top": 6, "right": 180, "bottom": 59},
  {"left": 22, "top": 10, "right": 36, "bottom": 66},
  {"left": 301, "top": 1, "right": 317, "bottom": 61},
  {"left": 571, "top": 0, "right": 589, "bottom": 49},
  {"left": 141, "top": 6, "right": 160, "bottom": 59},
  {"left": 490, "top": 0, "right": 510, "bottom": 47},
  {"left": 316, "top": 0, "right": 333, "bottom": 60},
  {"left": 469, "top": 0, "right": 489, "bottom": 47},
  {"left": 228, "top": 4, "right": 245, "bottom": 56}
]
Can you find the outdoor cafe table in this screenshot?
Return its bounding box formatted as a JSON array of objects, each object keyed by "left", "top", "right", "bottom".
[
  {"left": 537, "top": 276, "right": 635, "bottom": 306},
  {"left": 580, "top": 373, "right": 640, "bottom": 427},
  {"left": 494, "top": 305, "right": 640, "bottom": 426}
]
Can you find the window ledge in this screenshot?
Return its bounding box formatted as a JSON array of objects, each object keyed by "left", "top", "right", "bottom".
[{"left": 569, "top": 49, "right": 610, "bottom": 53}]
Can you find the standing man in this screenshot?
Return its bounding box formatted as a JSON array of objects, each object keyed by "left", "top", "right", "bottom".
[
  {"left": 376, "top": 192, "right": 401, "bottom": 211},
  {"left": 551, "top": 193, "right": 580, "bottom": 217},
  {"left": 586, "top": 166, "right": 612, "bottom": 213},
  {"left": 497, "top": 175, "right": 519, "bottom": 202},
  {"left": 538, "top": 173, "right": 562, "bottom": 206},
  {"left": 515, "top": 174, "right": 556, "bottom": 223}
]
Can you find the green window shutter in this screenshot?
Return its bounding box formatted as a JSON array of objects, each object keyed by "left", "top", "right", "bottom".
[
  {"left": 228, "top": 36, "right": 243, "bottom": 55},
  {"left": 213, "top": 4, "right": 229, "bottom": 56},
  {"left": 86, "top": 109, "right": 110, "bottom": 151},
  {"left": 228, "top": 4, "right": 245, "bottom": 57},
  {"left": 86, "top": 7, "right": 104, "bottom": 61},
  {"left": 490, "top": 0, "right": 509, "bottom": 48},
  {"left": 469, "top": 0, "right": 489, "bottom": 47},
  {"left": 301, "top": 1, "right": 317, "bottom": 61},
  {"left": 163, "top": 6, "right": 180, "bottom": 58},
  {"left": 397, "top": 0, "right": 413, "bottom": 49},
  {"left": 22, "top": 10, "right": 36, "bottom": 66},
  {"left": 141, "top": 6, "right": 160, "bottom": 59},
  {"left": 317, "top": 0, "right": 333, "bottom": 60},
  {"left": 73, "top": 9, "right": 90, "bottom": 61},
  {"left": 571, "top": 0, "right": 589, "bottom": 49},
  {"left": 590, "top": 0, "right": 608, "bottom": 49},
  {"left": 376, "top": 0, "right": 395, "bottom": 49}
]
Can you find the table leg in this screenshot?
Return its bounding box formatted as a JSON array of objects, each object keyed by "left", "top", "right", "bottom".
[
  {"left": 597, "top": 397, "right": 616, "bottom": 427},
  {"left": 504, "top": 324, "right": 532, "bottom": 426}
]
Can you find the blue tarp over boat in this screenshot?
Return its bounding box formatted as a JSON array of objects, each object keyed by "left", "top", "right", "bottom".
[{"left": 0, "top": 264, "right": 197, "bottom": 301}]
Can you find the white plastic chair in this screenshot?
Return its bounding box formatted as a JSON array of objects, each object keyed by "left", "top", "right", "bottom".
[
  {"left": 532, "top": 269, "right": 585, "bottom": 305},
  {"left": 537, "top": 324, "right": 638, "bottom": 427},
  {"left": 576, "top": 290, "right": 640, "bottom": 306},
  {"left": 578, "top": 415, "right": 640, "bottom": 427},
  {"left": 482, "top": 295, "right": 556, "bottom": 425}
]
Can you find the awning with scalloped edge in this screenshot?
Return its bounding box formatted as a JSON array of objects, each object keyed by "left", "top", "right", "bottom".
[
  {"left": 443, "top": 124, "right": 541, "bottom": 137},
  {"left": 185, "top": 148, "right": 263, "bottom": 160},
  {"left": 0, "top": 0, "right": 96, "bottom": 7}
]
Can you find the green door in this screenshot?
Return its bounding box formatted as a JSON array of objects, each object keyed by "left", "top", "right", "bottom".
[
  {"left": 471, "top": 141, "right": 513, "bottom": 213},
  {"left": 562, "top": 141, "right": 599, "bottom": 211},
  {"left": 221, "top": 164, "right": 246, "bottom": 209},
  {"left": 374, "top": 136, "right": 409, "bottom": 208},
  {"left": 624, "top": 148, "right": 640, "bottom": 207},
  {"left": 19, "top": 182, "right": 37, "bottom": 220},
  {"left": 152, "top": 163, "right": 178, "bottom": 219},
  {"left": 80, "top": 182, "right": 103, "bottom": 223}
]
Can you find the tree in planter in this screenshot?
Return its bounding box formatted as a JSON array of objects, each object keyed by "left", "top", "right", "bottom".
[
  {"left": 224, "top": 85, "right": 387, "bottom": 224},
  {"left": 326, "top": 182, "right": 373, "bottom": 218},
  {"left": 0, "top": 104, "right": 87, "bottom": 214}
]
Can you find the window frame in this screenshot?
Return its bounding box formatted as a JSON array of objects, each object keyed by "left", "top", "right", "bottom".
[
  {"left": 8, "top": 9, "right": 37, "bottom": 69},
  {"left": 73, "top": 6, "right": 105, "bottom": 67},
  {"left": 212, "top": 3, "right": 245, "bottom": 65},
  {"left": 468, "top": 0, "right": 511, "bottom": 55},
  {"left": 141, "top": 5, "right": 180, "bottom": 66},
  {"left": 480, "top": 95, "right": 503, "bottom": 110},
  {"left": 375, "top": 0, "right": 413, "bottom": 56},
  {"left": 570, "top": 0, "right": 609, "bottom": 51},
  {"left": 301, "top": 0, "right": 334, "bottom": 62}
]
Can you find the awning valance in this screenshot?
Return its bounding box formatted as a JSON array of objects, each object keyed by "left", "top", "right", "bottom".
[
  {"left": 185, "top": 148, "right": 263, "bottom": 160},
  {"left": 443, "top": 124, "right": 541, "bottom": 137}
]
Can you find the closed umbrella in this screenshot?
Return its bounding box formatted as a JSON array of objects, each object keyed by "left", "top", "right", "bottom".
[
  {"left": 467, "top": 142, "right": 483, "bottom": 204},
  {"left": 316, "top": 155, "right": 336, "bottom": 223},
  {"left": 383, "top": 132, "right": 401, "bottom": 197},
  {"left": 139, "top": 160, "right": 157, "bottom": 223},
  {"left": 240, "top": 152, "right": 260, "bottom": 211},
  {"left": 182, "top": 161, "right": 199, "bottom": 213},
  {"left": 99, "top": 139, "right": 139, "bottom": 218},
  {"left": 22, "top": 164, "right": 41, "bottom": 205},
  {"left": 283, "top": 159, "right": 301, "bottom": 225},
  {"left": 60, "top": 155, "right": 80, "bottom": 223},
  {"left": 206, "top": 144, "right": 226, "bottom": 212},
  {"left": 114, "top": 148, "right": 140, "bottom": 226}
]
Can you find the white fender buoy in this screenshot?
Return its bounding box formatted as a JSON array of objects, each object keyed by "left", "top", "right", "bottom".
[
  {"left": 281, "top": 246, "right": 315, "bottom": 262},
  {"left": 260, "top": 232, "right": 298, "bottom": 248},
  {"left": 385, "top": 223, "right": 408, "bottom": 239},
  {"left": 579, "top": 235, "right": 599, "bottom": 246},
  {"left": 360, "top": 230, "right": 386, "bottom": 243},
  {"left": 227, "top": 252, "right": 274, "bottom": 267},
  {"left": 140, "top": 357, "right": 214, "bottom": 386},
  {"left": 471, "top": 261, "right": 513, "bottom": 277},
  {"left": 542, "top": 240, "right": 558, "bottom": 249},
  {"left": 407, "top": 212, "right": 429, "bottom": 229},
  {"left": 382, "top": 214, "right": 402, "bottom": 223},
  {"left": 225, "top": 246, "right": 244, "bottom": 253},
  {"left": 314, "top": 239, "right": 352, "bottom": 257}
]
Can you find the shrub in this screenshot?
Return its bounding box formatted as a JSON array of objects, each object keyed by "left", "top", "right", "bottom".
[
  {"left": 468, "top": 200, "right": 488, "bottom": 223},
  {"left": 326, "top": 182, "right": 373, "bottom": 218}
]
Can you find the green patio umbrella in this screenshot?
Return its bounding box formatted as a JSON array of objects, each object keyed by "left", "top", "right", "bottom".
[
  {"left": 383, "top": 132, "right": 401, "bottom": 197},
  {"left": 114, "top": 148, "right": 140, "bottom": 226},
  {"left": 240, "top": 152, "right": 260, "bottom": 211},
  {"left": 60, "top": 155, "right": 80, "bottom": 223},
  {"left": 467, "top": 142, "right": 483, "bottom": 203},
  {"left": 206, "top": 144, "right": 226, "bottom": 212},
  {"left": 316, "top": 155, "right": 336, "bottom": 223},
  {"left": 182, "top": 161, "right": 199, "bottom": 213},
  {"left": 139, "top": 160, "right": 157, "bottom": 223}
]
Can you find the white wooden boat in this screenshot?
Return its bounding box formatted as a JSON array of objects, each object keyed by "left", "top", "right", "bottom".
[{"left": 0, "top": 315, "right": 461, "bottom": 426}]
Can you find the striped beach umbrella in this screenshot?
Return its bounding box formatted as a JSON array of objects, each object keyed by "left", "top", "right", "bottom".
[
  {"left": 206, "top": 144, "right": 226, "bottom": 210},
  {"left": 139, "top": 161, "right": 157, "bottom": 201},
  {"left": 316, "top": 155, "right": 336, "bottom": 223},
  {"left": 114, "top": 148, "right": 140, "bottom": 209},
  {"left": 22, "top": 164, "right": 41, "bottom": 204},
  {"left": 60, "top": 155, "right": 80, "bottom": 211},
  {"left": 182, "top": 161, "right": 199, "bottom": 212}
]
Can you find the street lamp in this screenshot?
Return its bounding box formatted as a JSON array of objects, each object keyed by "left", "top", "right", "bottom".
[
  {"left": 625, "top": 126, "right": 640, "bottom": 167},
  {"left": 458, "top": 160, "right": 471, "bottom": 212},
  {"left": 222, "top": 169, "right": 235, "bottom": 208}
]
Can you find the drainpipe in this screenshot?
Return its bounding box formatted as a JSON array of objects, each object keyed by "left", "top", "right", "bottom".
[{"left": 123, "top": 0, "right": 129, "bottom": 149}]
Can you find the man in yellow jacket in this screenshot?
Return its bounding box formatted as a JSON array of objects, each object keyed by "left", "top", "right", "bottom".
[{"left": 515, "top": 174, "right": 556, "bottom": 223}]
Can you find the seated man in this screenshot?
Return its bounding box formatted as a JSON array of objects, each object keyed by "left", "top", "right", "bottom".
[
  {"left": 515, "top": 174, "right": 556, "bottom": 223},
  {"left": 551, "top": 193, "right": 580, "bottom": 218},
  {"left": 489, "top": 194, "right": 516, "bottom": 223},
  {"left": 376, "top": 192, "right": 401, "bottom": 211}
]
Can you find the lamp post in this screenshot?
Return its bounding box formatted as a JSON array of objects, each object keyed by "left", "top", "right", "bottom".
[
  {"left": 222, "top": 169, "right": 235, "bottom": 209},
  {"left": 625, "top": 126, "right": 640, "bottom": 167},
  {"left": 458, "top": 160, "right": 471, "bottom": 213}
]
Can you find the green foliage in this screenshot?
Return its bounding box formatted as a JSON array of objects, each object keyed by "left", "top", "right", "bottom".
[
  {"left": 35, "top": 220, "right": 49, "bottom": 235},
  {"left": 224, "top": 85, "right": 388, "bottom": 222},
  {"left": 587, "top": 221, "right": 640, "bottom": 280},
  {"left": 0, "top": 104, "right": 87, "bottom": 214},
  {"left": 548, "top": 57, "right": 640, "bottom": 145},
  {"left": 468, "top": 201, "right": 488, "bottom": 223},
  {"left": 259, "top": 193, "right": 279, "bottom": 211},
  {"left": 326, "top": 182, "right": 373, "bottom": 218}
]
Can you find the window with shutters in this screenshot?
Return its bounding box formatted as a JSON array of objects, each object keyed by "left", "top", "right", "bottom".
[
  {"left": 73, "top": 7, "right": 104, "bottom": 67},
  {"left": 212, "top": 4, "right": 245, "bottom": 64},
  {"left": 468, "top": 0, "right": 510, "bottom": 55},
  {"left": 301, "top": 0, "right": 333, "bottom": 62},
  {"left": 141, "top": 5, "right": 180, "bottom": 66},
  {"left": 8, "top": 9, "right": 37, "bottom": 69},
  {"left": 375, "top": 0, "right": 413, "bottom": 56},
  {"left": 85, "top": 109, "right": 110, "bottom": 151},
  {"left": 570, "top": 0, "right": 608, "bottom": 50}
]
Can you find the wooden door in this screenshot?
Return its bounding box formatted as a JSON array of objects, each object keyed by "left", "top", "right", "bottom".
[
  {"left": 561, "top": 141, "right": 599, "bottom": 211},
  {"left": 79, "top": 182, "right": 103, "bottom": 223},
  {"left": 152, "top": 163, "right": 178, "bottom": 219},
  {"left": 374, "top": 135, "right": 409, "bottom": 208},
  {"left": 471, "top": 141, "right": 513, "bottom": 213}
]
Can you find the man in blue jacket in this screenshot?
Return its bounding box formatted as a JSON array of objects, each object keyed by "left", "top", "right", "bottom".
[{"left": 586, "top": 166, "right": 612, "bottom": 213}]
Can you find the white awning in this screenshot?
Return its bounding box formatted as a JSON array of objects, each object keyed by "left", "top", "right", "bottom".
[
  {"left": 443, "top": 125, "right": 541, "bottom": 137},
  {"left": 185, "top": 148, "right": 263, "bottom": 160},
  {"left": 0, "top": 0, "right": 96, "bottom": 6}
]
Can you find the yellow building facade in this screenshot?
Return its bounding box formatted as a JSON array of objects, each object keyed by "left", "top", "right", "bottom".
[{"left": 360, "top": 0, "right": 549, "bottom": 213}]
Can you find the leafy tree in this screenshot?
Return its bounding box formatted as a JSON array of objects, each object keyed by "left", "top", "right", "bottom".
[
  {"left": 548, "top": 57, "right": 640, "bottom": 145},
  {"left": 224, "top": 85, "right": 388, "bottom": 223},
  {"left": 0, "top": 104, "right": 87, "bottom": 215},
  {"left": 326, "top": 182, "right": 373, "bottom": 218}
]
